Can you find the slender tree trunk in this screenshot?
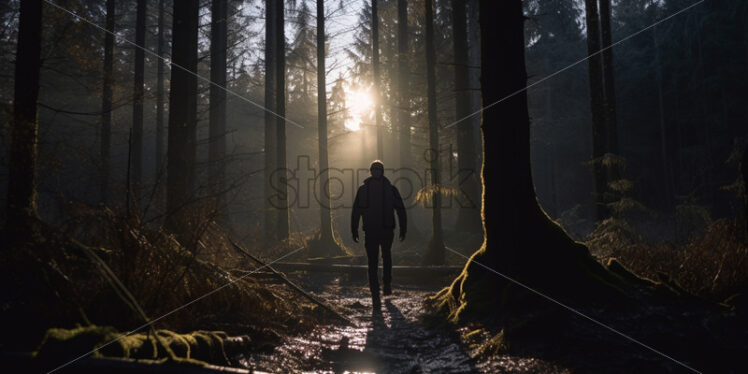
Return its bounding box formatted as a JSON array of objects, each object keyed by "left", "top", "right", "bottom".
[
  {"left": 209, "top": 0, "right": 227, "bottom": 220},
  {"left": 131, "top": 0, "right": 146, "bottom": 203},
  {"left": 166, "top": 0, "right": 199, "bottom": 240},
  {"left": 453, "top": 0, "right": 481, "bottom": 233},
  {"left": 155, "top": 0, "right": 166, "bottom": 205},
  {"left": 599, "top": 0, "right": 620, "bottom": 189},
  {"left": 317, "top": 0, "right": 333, "bottom": 242},
  {"left": 599, "top": 0, "right": 618, "bottom": 156},
  {"left": 423, "top": 0, "right": 445, "bottom": 265},
  {"left": 276, "top": 0, "right": 289, "bottom": 240},
  {"left": 6, "top": 0, "right": 42, "bottom": 240},
  {"left": 264, "top": 0, "right": 277, "bottom": 240},
  {"left": 584, "top": 0, "right": 607, "bottom": 220},
  {"left": 653, "top": 25, "right": 673, "bottom": 211},
  {"left": 372, "top": 0, "right": 383, "bottom": 161},
  {"left": 101, "top": 0, "right": 115, "bottom": 205},
  {"left": 397, "top": 0, "right": 410, "bottom": 168}
]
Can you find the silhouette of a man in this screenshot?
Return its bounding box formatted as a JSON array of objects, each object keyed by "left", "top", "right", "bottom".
[{"left": 351, "top": 160, "right": 406, "bottom": 306}]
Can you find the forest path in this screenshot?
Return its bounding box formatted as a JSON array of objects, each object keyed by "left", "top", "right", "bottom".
[{"left": 240, "top": 273, "right": 565, "bottom": 373}]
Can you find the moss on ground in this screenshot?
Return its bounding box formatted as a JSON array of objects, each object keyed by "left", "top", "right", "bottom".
[{"left": 33, "top": 325, "right": 237, "bottom": 366}]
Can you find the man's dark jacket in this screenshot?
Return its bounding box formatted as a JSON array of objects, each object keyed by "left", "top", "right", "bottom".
[{"left": 351, "top": 176, "right": 407, "bottom": 236}]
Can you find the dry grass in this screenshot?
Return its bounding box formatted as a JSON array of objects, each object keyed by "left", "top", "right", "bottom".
[
  {"left": 588, "top": 218, "right": 748, "bottom": 301},
  {"left": 0, "top": 205, "right": 332, "bottom": 354}
]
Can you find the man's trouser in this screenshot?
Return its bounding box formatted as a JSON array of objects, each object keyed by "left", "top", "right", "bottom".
[{"left": 364, "top": 230, "right": 394, "bottom": 294}]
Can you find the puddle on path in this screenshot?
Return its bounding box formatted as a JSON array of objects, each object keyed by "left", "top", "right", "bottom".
[{"left": 239, "top": 274, "right": 566, "bottom": 373}]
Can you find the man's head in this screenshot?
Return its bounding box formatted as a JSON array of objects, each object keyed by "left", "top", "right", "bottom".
[{"left": 370, "top": 160, "right": 384, "bottom": 179}]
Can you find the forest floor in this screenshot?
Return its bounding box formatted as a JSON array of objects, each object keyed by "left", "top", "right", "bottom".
[
  {"left": 241, "top": 272, "right": 568, "bottom": 373},
  {"left": 237, "top": 268, "right": 745, "bottom": 373}
]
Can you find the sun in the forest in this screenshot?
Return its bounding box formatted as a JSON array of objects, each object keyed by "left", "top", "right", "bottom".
[{"left": 344, "top": 88, "right": 374, "bottom": 132}]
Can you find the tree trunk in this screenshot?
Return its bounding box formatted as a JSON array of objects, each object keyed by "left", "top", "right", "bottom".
[
  {"left": 653, "top": 25, "right": 673, "bottom": 211},
  {"left": 155, "top": 0, "right": 166, "bottom": 206},
  {"left": 599, "top": 0, "right": 617, "bottom": 154},
  {"left": 372, "top": 0, "right": 383, "bottom": 161},
  {"left": 432, "top": 0, "right": 627, "bottom": 322},
  {"left": 316, "top": 0, "right": 334, "bottom": 242},
  {"left": 584, "top": 0, "right": 608, "bottom": 220},
  {"left": 101, "top": 0, "right": 115, "bottom": 205},
  {"left": 599, "top": 0, "right": 620, "bottom": 185},
  {"left": 276, "top": 0, "right": 289, "bottom": 240},
  {"left": 166, "top": 0, "right": 199, "bottom": 241},
  {"left": 422, "top": 0, "right": 445, "bottom": 265},
  {"left": 264, "top": 0, "right": 277, "bottom": 241},
  {"left": 6, "top": 0, "right": 42, "bottom": 240},
  {"left": 397, "top": 0, "right": 410, "bottom": 168},
  {"left": 131, "top": 0, "right": 146, "bottom": 203},
  {"left": 209, "top": 0, "right": 227, "bottom": 220},
  {"left": 452, "top": 0, "right": 481, "bottom": 233}
]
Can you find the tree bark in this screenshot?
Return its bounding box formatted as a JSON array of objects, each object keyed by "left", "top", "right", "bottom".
[
  {"left": 101, "top": 0, "right": 115, "bottom": 205},
  {"left": 131, "top": 0, "right": 146, "bottom": 202},
  {"left": 599, "top": 0, "right": 620, "bottom": 183},
  {"left": 276, "top": 0, "right": 289, "bottom": 240},
  {"left": 209, "top": 0, "right": 228, "bottom": 220},
  {"left": 397, "top": 0, "right": 410, "bottom": 168},
  {"left": 372, "top": 0, "right": 383, "bottom": 161},
  {"left": 432, "top": 0, "right": 626, "bottom": 322},
  {"left": 166, "top": 0, "right": 199, "bottom": 240},
  {"left": 6, "top": 0, "right": 42, "bottom": 240},
  {"left": 653, "top": 25, "right": 673, "bottom": 211},
  {"left": 317, "top": 0, "right": 333, "bottom": 242},
  {"left": 264, "top": 0, "right": 277, "bottom": 240},
  {"left": 422, "top": 0, "right": 445, "bottom": 265},
  {"left": 155, "top": 0, "right": 166, "bottom": 205},
  {"left": 584, "top": 0, "right": 608, "bottom": 220},
  {"left": 452, "top": 0, "right": 481, "bottom": 233}
]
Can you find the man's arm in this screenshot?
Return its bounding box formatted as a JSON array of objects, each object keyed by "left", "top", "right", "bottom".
[
  {"left": 393, "top": 186, "right": 407, "bottom": 241},
  {"left": 351, "top": 187, "right": 362, "bottom": 242}
]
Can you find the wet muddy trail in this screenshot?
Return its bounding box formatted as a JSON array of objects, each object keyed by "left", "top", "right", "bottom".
[{"left": 239, "top": 273, "right": 565, "bottom": 373}]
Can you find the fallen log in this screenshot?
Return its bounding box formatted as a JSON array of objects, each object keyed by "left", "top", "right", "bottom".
[{"left": 228, "top": 239, "right": 354, "bottom": 326}]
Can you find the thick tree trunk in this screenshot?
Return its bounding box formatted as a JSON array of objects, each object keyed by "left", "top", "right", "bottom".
[
  {"left": 452, "top": 0, "right": 481, "bottom": 234},
  {"left": 166, "top": 0, "right": 199, "bottom": 241},
  {"left": 101, "top": 0, "right": 115, "bottom": 205},
  {"left": 372, "top": 0, "right": 383, "bottom": 161},
  {"left": 316, "top": 0, "right": 333, "bottom": 242},
  {"left": 155, "top": 0, "right": 166, "bottom": 205},
  {"left": 397, "top": 0, "right": 410, "bottom": 167},
  {"left": 209, "top": 0, "right": 227, "bottom": 220},
  {"left": 131, "top": 0, "right": 146, "bottom": 202},
  {"left": 742, "top": 146, "right": 748, "bottom": 233},
  {"left": 422, "top": 0, "right": 445, "bottom": 265},
  {"left": 6, "top": 0, "right": 42, "bottom": 240},
  {"left": 264, "top": 0, "right": 277, "bottom": 240},
  {"left": 584, "top": 0, "right": 608, "bottom": 220},
  {"left": 432, "top": 0, "right": 626, "bottom": 322},
  {"left": 275, "top": 0, "right": 289, "bottom": 240}
]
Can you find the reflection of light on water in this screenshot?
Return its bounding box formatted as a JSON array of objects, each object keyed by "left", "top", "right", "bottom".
[{"left": 345, "top": 88, "right": 373, "bottom": 132}]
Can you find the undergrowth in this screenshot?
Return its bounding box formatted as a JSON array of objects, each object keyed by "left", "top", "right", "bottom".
[
  {"left": 0, "top": 204, "right": 333, "bottom": 364},
  {"left": 587, "top": 218, "right": 747, "bottom": 302}
]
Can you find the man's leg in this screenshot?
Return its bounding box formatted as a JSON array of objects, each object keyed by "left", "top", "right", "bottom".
[
  {"left": 364, "top": 233, "right": 380, "bottom": 296},
  {"left": 381, "top": 230, "right": 394, "bottom": 295}
]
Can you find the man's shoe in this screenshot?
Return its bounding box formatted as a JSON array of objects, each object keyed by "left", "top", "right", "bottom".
[{"left": 383, "top": 284, "right": 392, "bottom": 296}]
